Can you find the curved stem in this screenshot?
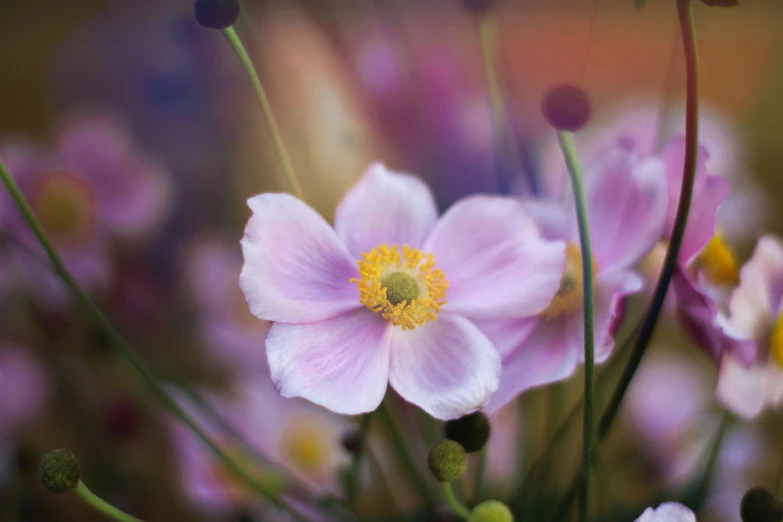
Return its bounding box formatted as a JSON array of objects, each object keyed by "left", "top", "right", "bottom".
[
  {"left": 346, "top": 413, "right": 374, "bottom": 506},
  {"left": 557, "top": 131, "right": 595, "bottom": 522},
  {"left": 0, "top": 160, "right": 305, "bottom": 521},
  {"left": 442, "top": 482, "right": 471, "bottom": 520},
  {"left": 223, "top": 27, "right": 304, "bottom": 200},
  {"left": 597, "top": 0, "right": 699, "bottom": 445},
  {"left": 75, "top": 481, "right": 144, "bottom": 522},
  {"left": 693, "top": 411, "right": 731, "bottom": 513}
]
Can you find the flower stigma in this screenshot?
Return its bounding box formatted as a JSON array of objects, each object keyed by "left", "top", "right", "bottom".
[
  {"left": 696, "top": 232, "right": 739, "bottom": 286},
  {"left": 31, "top": 171, "right": 95, "bottom": 246},
  {"left": 770, "top": 314, "right": 783, "bottom": 369},
  {"left": 352, "top": 243, "right": 449, "bottom": 330},
  {"left": 541, "top": 242, "right": 598, "bottom": 321}
]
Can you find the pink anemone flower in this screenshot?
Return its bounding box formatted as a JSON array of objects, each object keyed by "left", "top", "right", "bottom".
[
  {"left": 239, "top": 163, "right": 565, "bottom": 419},
  {"left": 634, "top": 503, "right": 695, "bottom": 522},
  {"left": 483, "top": 144, "right": 668, "bottom": 413}
]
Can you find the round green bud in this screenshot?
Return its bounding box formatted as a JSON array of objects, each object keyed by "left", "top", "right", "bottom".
[
  {"left": 445, "top": 412, "right": 491, "bottom": 453},
  {"left": 469, "top": 500, "right": 514, "bottom": 522},
  {"left": 427, "top": 440, "right": 466, "bottom": 482},
  {"left": 39, "top": 449, "right": 80, "bottom": 493},
  {"left": 381, "top": 272, "right": 419, "bottom": 306},
  {"left": 741, "top": 487, "right": 783, "bottom": 522}
]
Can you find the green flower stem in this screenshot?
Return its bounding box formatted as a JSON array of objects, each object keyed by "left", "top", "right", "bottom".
[
  {"left": 777, "top": 447, "right": 783, "bottom": 499},
  {"left": 222, "top": 27, "right": 304, "bottom": 200},
  {"left": 442, "top": 482, "right": 471, "bottom": 520},
  {"left": 346, "top": 413, "right": 374, "bottom": 506},
  {"left": 75, "top": 481, "right": 144, "bottom": 522},
  {"left": 470, "top": 446, "right": 488, "bottom": 505},
  {"left": 378, "top": 402, "right": 435, "bottom": 505},
  {"left": 557, "top": 131, "right": 595, "bottom": 522},
  {"left": 477, "top": 15, "right": 524, "bottom": 184},
  {"left": 596, "top": 0, "right": 700, "bottom": 446},
  {"left": 0, "top": 160, "right": 305, "bottom": 522},
  {"left": 693, "top": 411, "right": 731, "bottom": 513}
]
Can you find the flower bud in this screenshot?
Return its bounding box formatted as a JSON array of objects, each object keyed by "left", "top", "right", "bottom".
[
  {"left": 445, "top": 412, "right": 491, "bottom": 453},
  {"left": 428, "top": 440, "right": 466, "bottom": 482},
  {"left": 469, "top": 500, "right": 514, "bottom": 522},
  {"left": 541, "top": 84, "right": 591, "bottom": 132},
  {"left": 39, "top": 449, "right": 80, "bottom": 493},
  {"left": 340, "top": 428, "right": 363, "bottom": 454},
  {"left": 194, "top": 0, "right": 240, "bottom": 30},
  {"left": 461, "top": 0, "right": 497, "bottom": 16},
  {"left": 741, "top": 487, "right": 783, "bottom": 522},
  {"left": 700, "top": 0, "right": 738, "bottom": 6}
]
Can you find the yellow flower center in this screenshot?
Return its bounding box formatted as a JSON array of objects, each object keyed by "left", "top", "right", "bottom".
[
  {"left": 280, "top": 420, "right": 332, "bottom": 477},
  {"left": 541, "top": 242, "right": 598, "bottom": 321},
  {"left": 31, "top": 171, "right": 95, "bottom": 246},
  {"left": 696, "top": 232, "right": 739, "bottom": 286},
  {"left": 770, "top": 314, "right": 783, "bottom": 369},
  {"left": 352, "top": 243, "right": 449, "bottom": 330}
]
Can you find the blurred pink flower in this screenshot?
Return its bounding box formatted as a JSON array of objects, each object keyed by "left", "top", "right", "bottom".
[
  {"left": 0, "top": 110, "right": 172, "bottom": 300},
  {"left": 185, "top": 236, "right": 271, "bottom": 370},
  {"left": 240, "top": 163, "right": 565, "bottom": 419},
  {"left": 634, "top": 502, "right": 695, "bottom": 522},
  {"left": 484, "top": 145, "right": 667, "bottom": 413}
]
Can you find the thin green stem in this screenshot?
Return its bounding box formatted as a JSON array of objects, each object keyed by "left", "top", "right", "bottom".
[
  {"left": 346, "top": 413, "right": 374, "bottom": 506},
  {"left": 597, "top": 0, "right": 700, "bottom": 447},
  {"left": 470, "top": 446, "right": 488, "bottom": 505},
  {"left": 693, "top": 411, "right": 731, "bottom": 513},
  {"left": 777, "top": 448, "right": 783, "bottom": 499},
  {"left": 75, "top": 481, "right": 144, "bottom": 522},
  {"left": 557, "top": 131, "right": 595, "bottom": 522},
  {"left": 222, "top": 27, "right": 304, "bottom": 199},
  {"left": 441, "top": 482, "right": 471, "bottom": 520},
  {"left": 0, "top": 160, "right": 305, "bottom": 521},
  {"left": 378, "top": 402, "right": 435, "bottom": 505},
  {"left": 477, "top": 16, "right": 524, "bottom": 186}
]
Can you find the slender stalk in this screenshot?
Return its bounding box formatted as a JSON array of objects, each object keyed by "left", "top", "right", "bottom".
[
  {"left": 378, "top": 402, "right": 435, "bottom": 505},
  {"left": 0, "top": 160, "right": 305, "bottom": 521},
  {"left": 470, "top": 447, "right": 488, "bottom": 505},
  {"left": 597, "top": 0, "right": 700, "bottom": 445},
  {"left": 693, "top": 411, "right": 731, "bottom": 513},
  {"left": 777, "top": 448, "right": 783, "bottom": 499},
  {"left": 346, "top": 413, "right": 374, "bottom": 505},
  {"left": 222, "top": 27, "right": 304, "bottom": 199},
  {"left": 477, "top": 15, "right": 524, "bottom": 188},
  {"left": 442, "top": 482, "right": 471, "bottom": 520},
  {"left": 75, "top": 481, "right": 144, "bottom": 522},
  {"left": 557, "top": 131, "right": 595, "bottom": 522}
]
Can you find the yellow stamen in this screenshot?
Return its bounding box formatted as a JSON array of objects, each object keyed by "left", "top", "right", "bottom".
[
  {"left": 31, "top": 171, "right": 94, "bottom": 245},
  {"left": 281, "top": 422, "right": 331, "bottom": 477},
  {"left": 771, "top": 315, "right": 783, "bottom": 369},
  {"left": 541, "top": 242, "right": 598, "bottom": 321},
  {"left": 351, "top": 243, "right": 449, "bottom": 330},
  {"left": 696, "top": 232, "right": 739, "bottom": 286}
]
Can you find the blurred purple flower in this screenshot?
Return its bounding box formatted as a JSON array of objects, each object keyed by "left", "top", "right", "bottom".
[
  {"left": 0, "top": 111, "right": 172, "bottom": 301},
  {"left": 240, "top": 164, "right": 565, "bottom": 419},
  {"left": 484, "top": 145, "right": 667, "bottom": 414}
]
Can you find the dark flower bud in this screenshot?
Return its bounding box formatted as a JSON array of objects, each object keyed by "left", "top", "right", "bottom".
[
  {"left": 428, "top": 440, "right": 466, "bottom": 482},
  {"left": 469, "top": 500, "right": 514, "bottom": 522},
  {"left": 39, "top": 449, "right": 80, "bottom": 493},
  {"left": 340, "top": 428, "right": 363, "bottom": 454},
  {"left": 462, "top": 0, "right": 498, "bottom": 16},
  {"left": 194, "top": 0, "right": 240, "bottom": 30},
  {"left": 541, "top": 84, "right": 591, "bottom": 132},
  {"left": 700, "top": 0, "right": 738, "bottom": 6},
  {"left": 741, "top": 487, "right": 783, "bottom": 522},
  {"left": 445, "top": 412, "right": 491, "bottom": 453}
]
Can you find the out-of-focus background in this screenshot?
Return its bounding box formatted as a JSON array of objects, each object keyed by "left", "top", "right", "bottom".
[{"left": 1, "top": 0, "right": 782, "bottom": 521}]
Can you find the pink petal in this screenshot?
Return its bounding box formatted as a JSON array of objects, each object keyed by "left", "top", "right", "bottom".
[
  {"left": 472, "top": 318, "right": 538, "bottom": 360},
  {"left": 579, "top": 149, "right": 668, "bottom": 273},
  {"left": 729, "top": 235, "right": 783, "bottom": 339},
  {"left": 425, "top": 196, "right": 566, "bottom": 319},
  {"left": 334, "top": 163, "right": 438, "bottom": 258},
  {"left": 484, "top": 317, "right": 579, "bottom": 415},
  {"left": 661, "top": 138, "right": 730, "bottom": 264},
  {"left": 388, "top": 314, "right": 500, "bottom": 420},
  {"left": 266, "top": 309, "right": 391, "bottom": 415},
  {"left": 240, "top": 193, "right": 360, "bottom": 323},
  {"left": 716, "top": 355, "right": 783, "bottom": 420},
  {"left": 593, "top": 270, "right": 644, "bottom": 363},
  {"left": 634, "top": 503, "right": 695, "bottom": 522}
]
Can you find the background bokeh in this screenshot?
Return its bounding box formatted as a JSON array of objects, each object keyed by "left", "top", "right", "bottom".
[{"left": 1, "top": 0, "right": 783, "bottom": 521}]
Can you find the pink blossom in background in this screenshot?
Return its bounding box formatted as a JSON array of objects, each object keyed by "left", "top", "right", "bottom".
[
  {"left": 0, "top": 111, "right": 172, "bottom": 303},
  {"left": 240, "top": 163, "right": 565, "bottom": 419},
  {"left": 184, "top": 236, "right": 271, "bottom": 370},
  {"left": 484, "top": 144, "right": 668, "bottom": 414},
  {"left": 634, "top": 502, "right": 695, "bottom": 522}
]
